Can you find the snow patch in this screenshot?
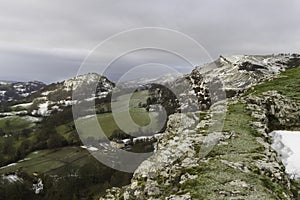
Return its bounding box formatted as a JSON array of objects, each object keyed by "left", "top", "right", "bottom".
[
  {"left": 12, "top": 102, "right": 33, "bottom": 108},
  {"left": 270, "top": 130, "right": 300, "bottom": 178},
  {"left": 18, "top": 158, "right": 31, "bottom": 163},
  {"left": 0, "top": 91, "right": 6, "bottom": 95},
  {"left": 2, "top": 174, "right": 22, "bottom": 183},
  {"left": 41, "top": 90, "right": 56, "bottom": 96},
  {"left": 33, "top": 178, "right": 43, "bottom": 194},
  {"left": 0, "top": 81, "right": 9, "bottom": 85},
  {"left": 0, "top": 163, "right": 17, "bottom": 170},
  {"left": 23, "top": 116, "right": 42, "bottom": 123},
  {"left": 0, "top": 111, "right": 28, "bottom": 117},
  {"left": 80, "top": 145, "right": 99, "bottom": 152},
  {"left": 37, "top": 101, "right": 50, "bottom": 116},
  {"left": 20, "top": 92, "right": 30, "bottom": 97}
]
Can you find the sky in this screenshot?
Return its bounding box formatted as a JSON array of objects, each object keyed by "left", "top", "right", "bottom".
[{"left": 0, "top": 0, "right": 300, "bottom": 83}]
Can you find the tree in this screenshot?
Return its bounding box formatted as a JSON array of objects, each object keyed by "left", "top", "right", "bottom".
[
  {"left": 16, "top": 139, "right": 32, "bottom": 159},
  {"left": 5, "top": 119, "right": 11, "bottom": 129},
  {"left": 0, "top": 128, "right": 5, "bottom": 136},
  {"left": 2, "top": 137, "right": 16, "bottom": 155},
  {"left": 108, "top": 129, "right": 131, "bottom": 140},
  {"left": 47, "top": 133, "right": 66, "bottom": 149},
  {"left": 0, "top": 172, "right": 35, "bottom": 200}
]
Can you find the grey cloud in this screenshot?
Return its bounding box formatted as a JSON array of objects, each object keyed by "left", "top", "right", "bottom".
[{"left": 0, "top": 0, "right": 299, "bottom": 83}]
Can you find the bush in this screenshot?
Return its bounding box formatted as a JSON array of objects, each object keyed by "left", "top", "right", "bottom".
[
  {"left": 47, "top": 133, "right": 67, "bottom": 149},
  {"left": 108, "top": 129, "right": 131, "bottom": 140}
]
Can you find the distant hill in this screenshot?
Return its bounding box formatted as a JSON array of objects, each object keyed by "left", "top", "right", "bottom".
[{"left": 0, "top": 81, "right": 46, "bottom": 104}]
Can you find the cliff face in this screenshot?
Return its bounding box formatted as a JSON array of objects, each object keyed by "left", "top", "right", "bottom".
[{"left": 100, "top": 55, "right": 300, "bottom": 200}]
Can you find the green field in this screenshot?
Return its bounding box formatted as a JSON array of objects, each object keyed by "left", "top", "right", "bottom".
[
  {"left": 0, "top": 147, "right": 92, "bottom": 175},
  {"left": 0, "top": 90, "right": 157, "bottom": 174},
  {"left": 73, "top": 90, "right": 161, "bottom": 140}
]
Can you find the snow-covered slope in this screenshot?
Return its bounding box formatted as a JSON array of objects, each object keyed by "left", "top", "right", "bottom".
[
  {"left": 172, "top": 54, "right": 300, "bottom": 111},
  {"left": 0, "top": 81, "right": 46, "bottom": 103},
  {"left": 200, "top": 54, "right": 298, "bottom": 89},
  {"left": 270, "top": 131, "right": 300, "bottom": 178},
  {"left": 117, "top": 73, "right": 180, "bottom": 89},
  {"left": 64, "top": 73, "right": 114, "bottom": 92}
]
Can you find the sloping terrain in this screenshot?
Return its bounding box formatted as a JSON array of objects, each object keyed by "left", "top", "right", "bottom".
[
  {"left": 0, "top": 54, "right": 300, "bottom": 199},
  {"left": 0, "top": 73, "right": 162, "bottom": 199},
  {"left": 0, "top": 81, "right": 45, "bottom": 104},
  {"left": 101, "top": 55, "right": 300, "bottom": 200}
]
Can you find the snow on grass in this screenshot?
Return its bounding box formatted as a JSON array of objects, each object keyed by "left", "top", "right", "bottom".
[
  {"left": 37, "top": 101, "right": 50, "bottom": 116},
  {"left": 88, "top": 146, "right": 99, "bottom": 151},
  {"left": 18, "top": 158, "right": 31, "bottom": 163},
  {"left": 20, "top": 92, "right": 30, "bottom": 97},
  {"left": 0, "top": 111, "right": 28, "bottom": 117},
  {"left": 22, "top": 116, "right": 42, "bottom": 123},
  {"left": 0, "top": 91, "right": 6, "bottom": 95},
  {"left": 2, "top": 174, "right": 23, "bottom": 183},
  {"left": 0, "top": 158, "right": 31, "bottom": 170},
  {"left": 270, "top": 130, "right": 300, "bottom": 179},
  {"left": 80, "top": 145, "right": 99, "bottom": 152},
  {"left": 12, "top": 102, "right": 33, "bottom": 108},
  {"left": 41, "top": 90, "right": 56, "bottom": 96},
  {"left": 33, "top": 178, "right": 43, "bottom": 194},
  {"left": 0, "top": 163, "right": 17, "bottom": 170},
  {"left": 64, "top": 100, "right": 77, "bottom": 106}
]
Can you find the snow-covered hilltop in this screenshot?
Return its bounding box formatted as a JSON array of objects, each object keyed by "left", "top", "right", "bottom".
[
  {"left": 117, "top": 73, "right": 180, "bottom": 89},
  {"left": 64, "top": 73, "right": 114, "bottom": 92}
]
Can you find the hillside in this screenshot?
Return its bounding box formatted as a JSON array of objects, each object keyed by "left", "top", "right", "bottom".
[
  {"left": 0, "top": 54, "right": 300, "bottom": 199},
  {"left": 0, "top": 72, "right": 164, "bottom": 199},
  {"left": 0, "top": 73, "right": 132, "bottom": 199},
  {"left": 0, "top": 81, "right": 46, "bottom": 104},
  {"left": 101, "top": 54, "right": 300, "bottom": 199}
]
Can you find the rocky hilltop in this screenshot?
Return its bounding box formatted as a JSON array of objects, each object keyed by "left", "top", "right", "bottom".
[{"left": 101, "top": 54, "right": 300, "bottom": 199}]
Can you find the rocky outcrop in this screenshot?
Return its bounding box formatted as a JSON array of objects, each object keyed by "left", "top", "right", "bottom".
[
  {"left": 101, "top": 93, "right": 298, "bottom": 199},
  {"left": 100, "top": 55, "right": 300, "bottom": 200},
  {"left": 100, "top": 102, "right": 226, "bottom": 199},
  {"left": 244, "top": 91, "right": 300, "bottom": 132}
]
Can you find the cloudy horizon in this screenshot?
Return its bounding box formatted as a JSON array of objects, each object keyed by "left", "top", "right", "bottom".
[{"left": 1, "top": 0, "right": 300, "bottom": 84}]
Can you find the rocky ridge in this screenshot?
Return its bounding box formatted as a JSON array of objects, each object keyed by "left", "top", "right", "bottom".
[
  {"left": 164, "top": 54, "right": 299, "bottom": 113},
  {"left": 100, "top": 54, "right": 300, "bottom": 199},
  {"left": 101, "top": 94, "right": 299, "bottom": 199}
]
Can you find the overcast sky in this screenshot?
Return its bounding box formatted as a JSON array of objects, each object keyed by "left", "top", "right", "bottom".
[{"left": 0, "top": 0, "right": 299, "bottom": 83}]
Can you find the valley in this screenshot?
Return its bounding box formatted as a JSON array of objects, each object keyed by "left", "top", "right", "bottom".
[{"left": 0, "top": 75, "right": 164, "bottom": 199}]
